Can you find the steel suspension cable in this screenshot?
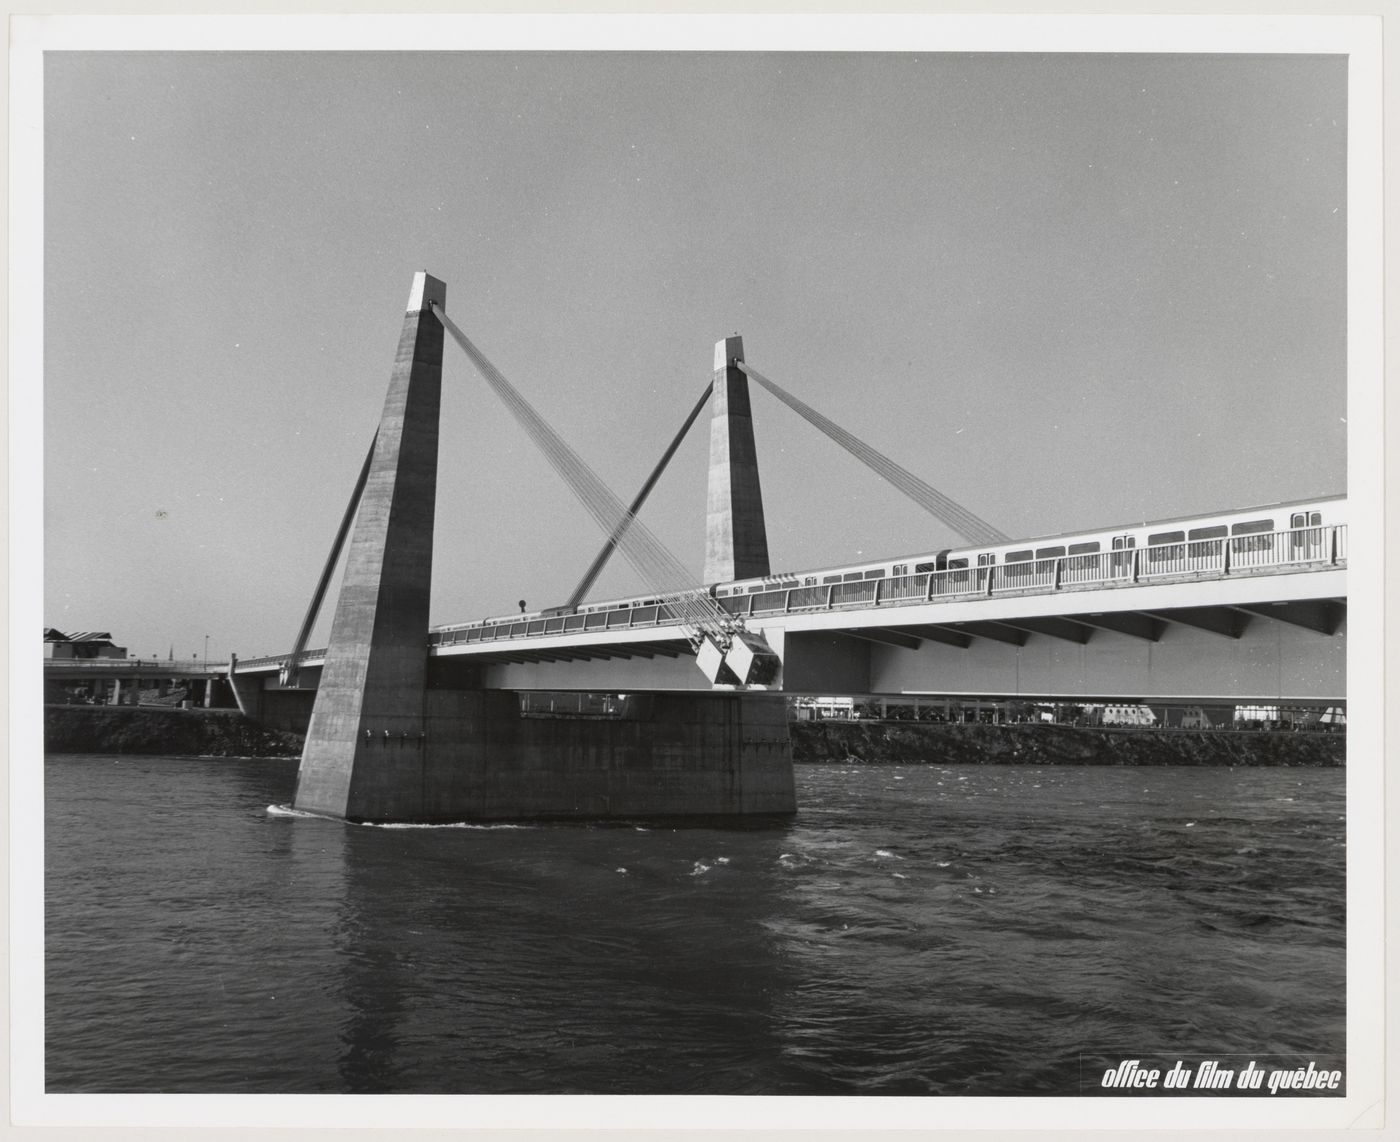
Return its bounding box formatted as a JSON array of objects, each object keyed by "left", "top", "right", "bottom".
[
  {"left": 283, "top": 428, "right": 378, "bottom": 687},
  {"left": 736, "top": 362, "right": 1010, "bottom": 547},
  {"left": 564, "top": 379, "right": 714, "bottom": 611},
  {"left": 429, "top": 302, "right": 734, "bottom": 642}
]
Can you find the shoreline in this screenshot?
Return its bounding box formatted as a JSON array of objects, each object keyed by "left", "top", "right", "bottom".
[{"left": 45, "top": 704, "right": 1344, "bottom": 766}]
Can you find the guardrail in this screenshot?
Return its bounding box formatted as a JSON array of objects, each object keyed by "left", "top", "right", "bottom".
[
  {"left": 233, "top": 649, "right": 327, "bottom": 672},
  {"left": 44, "top": 658, "right": 228, "bottom": 673},
  {"left": 423, "top": 523, "right": 1346, "bottom": 651}
]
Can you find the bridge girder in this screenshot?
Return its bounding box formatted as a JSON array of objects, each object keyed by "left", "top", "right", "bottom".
[
  {"left": 1146, "top": 606, "right": 1251, "bottom": 640},
  {"left": 1233, "top": 599, "right": 1345, "bottom": 637}
]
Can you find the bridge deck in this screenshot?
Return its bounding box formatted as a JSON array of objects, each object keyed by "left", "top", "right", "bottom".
[{"left": 231, "top": 524, "right": 1345, "bottom": 676}]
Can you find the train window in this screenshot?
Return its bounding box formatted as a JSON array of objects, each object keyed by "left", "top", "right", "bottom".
[
  {"left": 1291, "top": 511, "right": 1322, "bottom": 528},
  {"left": 1187, "top": 525, "right": 1227, "bottom": 540},
  {"left": 842, "top": 572, "right": 863, "bottom": 583},
  {"left": 946, "top": 558, "right": 969, "bottom": 570},
  {"left": 1005, "top": 550, "right": 1033, "bottom": 563},
  {"left": 1035, "top": 545, "right": 1066, "bottom": 559},
  {"left": 747, "top": 586, "right": 763, "bottom": 594},
  {"left": 1148, "top": 531, "right": 1185, "bottom": 546},
  {"left": 892, "top": 564, "right": 908, "bottom": 577},
  {"left": 977, "top": 553, "right": 995, "bottom": 566},
  {"left": 863, "top": 569, "right": 886, "bottom": 580},
  {"left": 1111, "top": 535, "right": 1136, "bottom": 550},
  {"left": 803, "top": 577, "right": 816, "bottom": 586},
  {"left": 822, "top": 575, "right": 841, "bottom": 584},
  {"left": 914, "top": 562, "right": 936, "bottom": 574},
  {"left": 1068, "top": 541, "right": 1100, "bottom": 555},
  {"left": 1231, "top": 519, "right": 1274, "bottom": 535}
]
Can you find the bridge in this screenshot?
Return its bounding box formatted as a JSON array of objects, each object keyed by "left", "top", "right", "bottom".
[
  {"left": 233, "top": 528, "right": 1345, "bottom": 702},
  {"left": 217, "top": 273, "right": 1344, "bottom": 824}
]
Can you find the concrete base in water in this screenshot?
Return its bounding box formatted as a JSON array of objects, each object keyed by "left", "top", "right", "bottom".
[{"left": 322, "top": 689, "right": 796, "bottom": 823}]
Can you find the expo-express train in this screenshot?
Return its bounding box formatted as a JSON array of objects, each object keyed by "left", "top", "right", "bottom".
[{"left": 431, "top": 494, "right": 1345, "bottom": 634}]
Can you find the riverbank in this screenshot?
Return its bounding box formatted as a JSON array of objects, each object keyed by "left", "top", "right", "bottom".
[
  {"left": 44, "top": 705, "right": 302, "bottom": 758},
  {"left": 45, "top": 705, "right": 1343, "bottom": 766},
  {"left": 790, "top": 720, "right": 1344, "bottom": 766}
]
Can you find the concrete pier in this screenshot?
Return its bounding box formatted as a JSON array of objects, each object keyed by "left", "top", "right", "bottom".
[
  {"left": 703, "top": 335, "right": 771, "bottom": 584},
  {"left": 335, "top": 689, "right": 795, "bottom": 822},
  {"left": 294, "top": 272, "right": 447, "bottom": 819}
]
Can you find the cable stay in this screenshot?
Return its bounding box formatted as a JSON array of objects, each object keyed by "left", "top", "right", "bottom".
[
  {"left": 281, "top": 429, "right": 379, "bottom": 688},
  {"left": 564, "top": 379, "right": 714, "bottom": 611},
  {"left": 429, "top": 302, "right": 773, "bottom": 684},
  {"left": 735, "top": 361, "right": 1010, "bottom": 548}
]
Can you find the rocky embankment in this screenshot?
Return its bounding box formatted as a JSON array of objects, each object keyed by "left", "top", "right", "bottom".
[
  {"left": 45, "top": 706, "right": 1345, "bottom": 766},
  {"left": 790, "top": 720, "right": 1344, "bottom": 767},
  {"left": 45, "top": 705, "right": 302, "bottom": 758}
]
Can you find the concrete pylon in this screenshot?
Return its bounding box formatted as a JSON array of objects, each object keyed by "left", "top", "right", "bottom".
[
  {"left": 294, "top": 272, "right": 446, "bottom": 820},
  {"left": 703, "top": 334, "right": 770, "bottom": 584}
]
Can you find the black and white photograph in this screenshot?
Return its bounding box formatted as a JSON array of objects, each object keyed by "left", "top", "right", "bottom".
[{"left": 10, "top": 11, "right": 1386, "bottom": 1136}]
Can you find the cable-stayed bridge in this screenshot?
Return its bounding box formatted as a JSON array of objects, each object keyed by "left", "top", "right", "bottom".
[{"left": 191, "top": 273, "right": 1348, "bottom": 823}]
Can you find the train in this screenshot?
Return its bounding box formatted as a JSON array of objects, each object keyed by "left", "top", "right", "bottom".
[
  {"left": 716, "top": 493, "right": 1346, "bottom": 598},
  {"left": 430, "top": 494, "right": 1345, "bottom": 634}
]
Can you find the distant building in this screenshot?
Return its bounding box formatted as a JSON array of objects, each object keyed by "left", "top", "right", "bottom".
[
  {"left": 1177, "top": 706, "right": 1214, "bottom": 730},
  {"left": 44, "top": 629, "right": 127, "bottom": 660},
  {"left": 1099, "top": 704, "right": 1158, "bottom": 727},
  {"left": 791, "top": 696, "right": 857, "bottom": 721}
]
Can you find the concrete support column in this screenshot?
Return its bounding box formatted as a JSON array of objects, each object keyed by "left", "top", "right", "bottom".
[
  {"left": 295, "top": 272, "right": 446, "bottom": 821},
  {"left": 703, "top": 334, "right": 770, "bottom": 584}
]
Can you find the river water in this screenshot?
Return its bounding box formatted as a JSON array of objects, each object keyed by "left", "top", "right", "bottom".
[{"left": 44, "top": 755, "right": 1345, "bottom": 1095}]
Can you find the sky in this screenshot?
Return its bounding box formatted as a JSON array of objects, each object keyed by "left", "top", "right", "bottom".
[{"left": 41, "top": 48, "right": 1347, "bottom": 662}]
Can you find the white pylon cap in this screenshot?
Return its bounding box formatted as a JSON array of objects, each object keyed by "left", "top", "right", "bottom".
[
  {"left": 714, "top": 334, "right": 744, "bottom": 371},
  {"left": 407, "top": 271, "right": 447, "bottom": 313}
]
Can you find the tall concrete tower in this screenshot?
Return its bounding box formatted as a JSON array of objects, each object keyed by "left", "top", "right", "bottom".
[
  {"left": 294, "top": 272, "right": 446, "bottom": 820},
  {"left": 703, "top": 334, "right": 770, "bottom": 584}
]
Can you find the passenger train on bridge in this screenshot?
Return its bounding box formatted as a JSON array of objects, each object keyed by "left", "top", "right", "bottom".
[
  {"left": 431, "top": 494, "right": 1345, "bottom": 634},
  {"left": 712, "top": 494, "right": 1346, "bottom": 601}
]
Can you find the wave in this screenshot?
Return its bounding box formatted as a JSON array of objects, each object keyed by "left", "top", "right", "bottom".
[{"left": 265, "top": 805, "right": 527, "bottom": 829}]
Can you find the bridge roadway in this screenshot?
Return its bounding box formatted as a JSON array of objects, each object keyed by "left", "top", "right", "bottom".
[{"left": 234, "top": 524, "right": 1347, "bottom": 704}]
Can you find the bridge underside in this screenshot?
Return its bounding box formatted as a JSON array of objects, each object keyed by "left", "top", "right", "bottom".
[{"left": 776, "top": 599, "right": 1345, "bottom": 702}]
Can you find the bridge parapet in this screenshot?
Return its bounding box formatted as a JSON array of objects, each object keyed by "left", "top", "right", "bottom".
[{"left": 44, "top": 658, "right": 228, "bottom": 675}]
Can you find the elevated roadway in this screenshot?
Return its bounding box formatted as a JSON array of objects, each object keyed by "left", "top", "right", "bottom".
[{"left": 234, "top": 523, "right": 1345, "bottom": 704}]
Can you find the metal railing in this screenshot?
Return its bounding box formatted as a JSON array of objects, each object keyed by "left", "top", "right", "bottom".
[
  {"left": 234, "top": 649, "right": 326, "bottom": 671},
  {"left": 44, "top": 658, "right": 228, "bottom": 673},
  {"left": 419, "top": 523, "right": 1345, "bottom": 654}
]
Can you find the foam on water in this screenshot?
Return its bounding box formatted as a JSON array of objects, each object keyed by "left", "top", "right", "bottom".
[{"left": 265, "top": 803, "right": 321, "bottom": 819}]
